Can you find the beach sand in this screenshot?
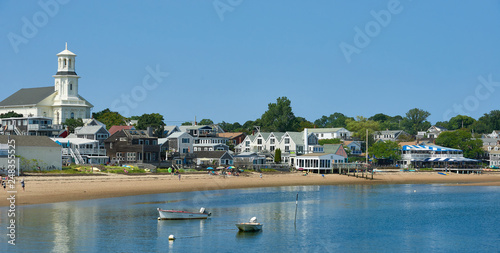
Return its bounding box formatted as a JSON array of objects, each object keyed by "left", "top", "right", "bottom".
[{"left": 2, "top": 172, "right": 500, "bottom": 207}]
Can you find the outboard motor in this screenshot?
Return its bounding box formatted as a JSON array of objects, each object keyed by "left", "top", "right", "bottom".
[
  {"left": 250, "top": 217, "right": 258, "bottom": 223},
  {"left": 200, "top": 207, "right": 206, "bottom": 213}
]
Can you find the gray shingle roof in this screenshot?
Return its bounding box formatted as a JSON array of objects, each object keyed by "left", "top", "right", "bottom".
[
  {"left": 0, "top": 135, "right": 61, "bottom": 147},
  {"left": 74, "top": 125, "right": 108, "bottom": 135},
  {"left": 0, "top": 87, "right": 55, "bottom": 107}
]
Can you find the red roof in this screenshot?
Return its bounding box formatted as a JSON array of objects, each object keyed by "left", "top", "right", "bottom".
[{"left": 108, "top": 125, "right": 134, "bottom": 136}]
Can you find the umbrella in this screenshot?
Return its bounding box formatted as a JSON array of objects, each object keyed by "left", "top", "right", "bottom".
[
  {"left": 298, "top": 168, "right": 304, "bottom": 171},
  {"left": 206, "top": 167, "right": 214, "bottom": 170},
  {"left": 216, "top": 166, "right": 225, "bottom": 170},
  {"left": 228, "top": 166, "right": 235, "bottom": 169}
]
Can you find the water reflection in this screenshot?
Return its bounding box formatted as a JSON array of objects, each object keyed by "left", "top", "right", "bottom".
[{"left": 0, "top": 185, "right": 498, "bottom": 252}]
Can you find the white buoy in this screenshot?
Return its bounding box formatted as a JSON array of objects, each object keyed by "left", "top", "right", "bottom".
[
  {"left": 414, "top": 190, "right": 416, "bottom": 193},
  {"left": 169, "top": 235, "right": 175, "bottom": 240}
]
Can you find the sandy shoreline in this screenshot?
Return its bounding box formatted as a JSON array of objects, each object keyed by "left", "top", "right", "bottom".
[{"left": 2, "top": 172, "right": 500, "bottom": 207}]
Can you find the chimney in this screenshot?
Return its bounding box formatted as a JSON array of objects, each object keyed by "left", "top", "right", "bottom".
[{"left": 147, "top": 126, "right": 153, "bottom": 137}]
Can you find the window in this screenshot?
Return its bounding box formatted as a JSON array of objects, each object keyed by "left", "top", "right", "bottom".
[
  {"left": 285, "top": 146, "right": 290, "bottom": 152},
  {"left": 270, "top": 146, "right": 275, "bottom": 152},
  {"left": 182, "top": 138, "right": 190, "bottom": 143},
  {"left": 139, "top": 140, "right": 144, "bottom": 144},
  {"left": 285, "top": 138, "right": 290, "bottom": 144},
  {"left": 245, "top": 141, "right": 250, "bottom": 147},
  {"left": 257, "top": 139, "right": 262, "bottom": 145},
  {"left": 120, "top": 137, "right": 127, "bottom": 141},
  {"left": 145, "top": 140, "right": 150, "bottom": 145},
  {"left": 70, "top": 83, "right": 73, "bottom": 91},
  {"left": 182, "top": 148, "right": 189, "bottom": 153},
  {"left": 270, "top": 138, "right": 275, "bottom": 144},
  {"left": 127, "top": 152, "right": 136, "bottom": 161},
  {"left": 70, "top": 112, "right": 74, "bottom": 119}
]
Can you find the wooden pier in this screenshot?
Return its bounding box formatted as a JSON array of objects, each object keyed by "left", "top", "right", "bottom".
[{"left": 332, "top": 163, "right": 374, "bottom": 180}]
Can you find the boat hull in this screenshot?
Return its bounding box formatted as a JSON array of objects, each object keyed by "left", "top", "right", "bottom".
[
  {"left": 235, "top": 223, "right": 263, "bottom": 232},
  {"left": 157, "top": 208, "right": 210, "bottom": 220}
]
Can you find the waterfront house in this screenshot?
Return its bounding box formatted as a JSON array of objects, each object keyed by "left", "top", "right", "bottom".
[
  {"left": 294, "top": 153, "right": 347, "bottom": 174},
  {"left": 0, "top": 135, "right": 62, "bottom": 171},
  {"left": 73, "top": 124, "right": 110, "bottom": 148},
  {"left": 343, "top": 140, "right": 363, "bottom": 155},
  {"left": 52, "top": 137, "right": 107, "bottom": 165},
  {"left": 104, "top": 128, "right": 160, "bottom": 165},
  {"left": 400, "top": 144, "right": 479, "bottom": 170},
  {"left": 0, "top": 116, "right": 66, "bottom": 137},
  {"left": 194, "top": 151, "right": 233, "bottom": 167}
]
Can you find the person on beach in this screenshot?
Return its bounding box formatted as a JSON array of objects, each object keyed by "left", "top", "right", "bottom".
[
  {"left": 260, "top": 173, "right": 262, "bottom": 179},
  {"left": 21, "top": 178, "right": 25, "bottom": 191},
  {"left": 178, "top": 173, "right": 181, "bottom": 181},
  {"left": 2, "top": 180, "right": 5, "bottom": 190}
]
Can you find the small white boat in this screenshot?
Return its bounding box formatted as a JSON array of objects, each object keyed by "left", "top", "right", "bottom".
[
  {"left": 157, "top": 207, "right": 211, "bottom": 220},
  {"left": 236, "top": 217, "right": 263, "bottom": 232}
]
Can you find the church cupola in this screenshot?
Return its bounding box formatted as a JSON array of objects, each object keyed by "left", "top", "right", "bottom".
[
  {"left": 56, "top": 42, "right": 77, "bottom": 75},
  {"left": 53, "top": 43, "right": 80, "bottom": 100}
]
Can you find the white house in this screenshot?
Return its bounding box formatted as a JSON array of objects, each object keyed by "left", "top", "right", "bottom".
[
  {"left": 0, "top": 44, "right": 93, "bottom": 124},
  {"left": 374, "top": 130, "right": 409, "bottom": 142},
  {"left": 294, "top": 153, "right": 346, "bottom": 174},
  {"left": 52, "top": 137, "right": 107, "bottom": 165},
  {"left": 307, "top": 128, "right": 352, "bottom": 140},
  {"left": 0, "top": 136, "right": 62, "bottom": 171}
]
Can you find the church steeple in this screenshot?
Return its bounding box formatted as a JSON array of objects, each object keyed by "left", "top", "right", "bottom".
[{"left": 53, "top": 43, "right": 80, "bottom": 100}]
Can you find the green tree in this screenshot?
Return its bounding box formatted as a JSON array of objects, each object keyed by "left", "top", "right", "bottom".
[
  {"left": 274, "top": 148, "right": 282, "bottom": 163},
  {"left": 260, "top": 97, "right": 299, "bottom": 132},
  {"left": 448, "top": 115, "right": 476, "bottom": 130},
  {"left": 435, "top": 129, "right": 484, "bottom": 159},
  {"left": 345, "top": 116, "right": 380, "bottom": 146},
  {"left": 136, "top": 113, "right": 166, "bottom": 138},
  {"left": 314, "top": 113, "right": 352, "bottom": 128},
  {"left": 368, "top": 140, "right": 401, "bottom": 163},
  {"left": 401, "top": 108, "right": 431, "bottom": 135},
  {"left": 63, "top": 118, "right": 84, "bottom": 133},
  {"left": 296, "top": 117, "right": 315, "bottom": 131},
  {"left": 92, "top": 109, "right": 127, "bottom": 130},
  {"left": 0, "top": 111, "right": 23, "bottom": 118},
  {"left": 181, "top": 121, "right": 192, "bottom": 126},
  {"left": 199, "top": 119, "right": 214, "bottom": 125},
  {"left": 472, "top": 110, "right": 500, "bottom": 134},
  {"left": 318, "top": 138, "right": 341, "bottom": 145}
]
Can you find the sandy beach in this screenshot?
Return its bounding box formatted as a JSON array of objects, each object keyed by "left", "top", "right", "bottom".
[{"left": 2, "top": 172, "right": 500, "bottom": 207}]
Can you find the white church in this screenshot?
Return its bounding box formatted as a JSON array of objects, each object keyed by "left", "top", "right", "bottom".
[{"left": 0, "top": 44, "right": 93, "bottom": 124}]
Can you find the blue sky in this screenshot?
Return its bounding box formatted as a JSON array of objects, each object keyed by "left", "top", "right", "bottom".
[{"left": 1, "top": 0, "right": 500, "bottom": 125}]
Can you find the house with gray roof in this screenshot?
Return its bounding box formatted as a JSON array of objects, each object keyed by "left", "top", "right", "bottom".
[
  {"left": 0, "top": 45, "right": 93, "bottom": 124},
  {"left": 0, "top": 136, "right": 62, "bottom": 171},
  {"left": 374, "top": 130, "right": 410, "bottom": 142},
  {"left": 74, "top": 125, "right": 110, "bottom": 147},
  {"left": 307, "top": 127, "right": 352, "bottom": 140}
]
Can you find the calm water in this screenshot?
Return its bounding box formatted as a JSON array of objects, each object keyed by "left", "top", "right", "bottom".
[{"left": 1, "top": 184, "right": 499, "bottom": 252}]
